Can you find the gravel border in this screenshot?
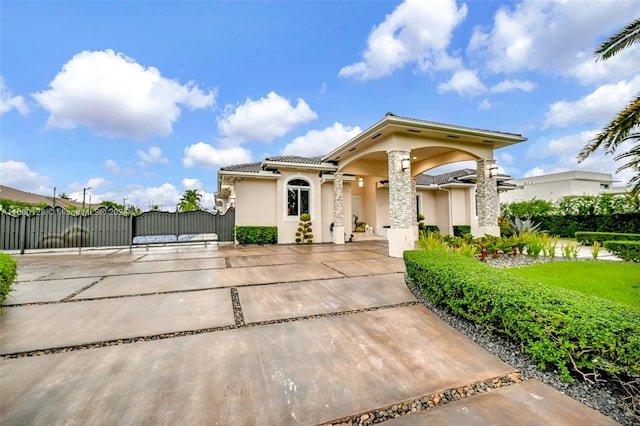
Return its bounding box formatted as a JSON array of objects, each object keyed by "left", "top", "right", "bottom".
[{"left": 404, "top": 274, "right": 638, "bottom": 425}]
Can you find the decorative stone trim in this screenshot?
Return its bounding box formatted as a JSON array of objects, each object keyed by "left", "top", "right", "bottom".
[
  {"left": 333, "top": 173, "right": 344, "bottom": 228},
  {"left": 476, "top": 159, "right": 499, "bottom": 228},
  {"left": 388, "top": 151, "right": 413, "bottom": 229}
]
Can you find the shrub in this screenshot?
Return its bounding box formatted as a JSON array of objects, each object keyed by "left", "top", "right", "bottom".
[
  {"left": 424, "top": 225, "right": 439, "bottom": 233},
  {"left": 234, "top": 226, "right": 278, "bottom": 245},
  {"left": 453, "top": 225, "right": 471, "bottom": 237},
  {"left": 561, "top": 242, "right": 580, "bottom": 260},
  {"left": 0, "top": 253, "right": 17, "bottom": 303},
  {"left": 296, "top": 214, "right": 313, "bottom": 244},
  {"left": 404, "top": 250, "right": 640, "bottom": 382},
  {"left": 604, "top": 241, "right": 640, "bottom": 262},
  {"left": 510, "top": 216, "right": 542, "bottom": 235},
  {"left": 576, "top": 231, "right": 640, "bottom": 246}
]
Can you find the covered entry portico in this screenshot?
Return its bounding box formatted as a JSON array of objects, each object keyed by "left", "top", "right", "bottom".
[{"left": 323, "top": 113, "right": 526, "bottom": 257}]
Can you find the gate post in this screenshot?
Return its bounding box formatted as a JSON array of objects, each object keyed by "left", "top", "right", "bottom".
[
  {"left": 19, "top": 214, "right": 26, "bottom": 255},
  {"left": 129, "top": 213, "right": 134, "bottom": 253}
]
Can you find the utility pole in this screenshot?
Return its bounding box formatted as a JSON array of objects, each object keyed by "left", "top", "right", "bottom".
[{"left": 82, "top": 187, "right": 92, "bottom": 212}]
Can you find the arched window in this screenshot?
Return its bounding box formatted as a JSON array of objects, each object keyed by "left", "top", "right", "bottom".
[{"left": 287, "top": 179, "right": 310, "bottom": 217}]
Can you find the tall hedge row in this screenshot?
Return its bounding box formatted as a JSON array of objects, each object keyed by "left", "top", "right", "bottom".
[
  {"left": 528, "top": 213, "right": 640, "bottom": 237},
  {"left": 404, "top": 250, "right": 640, "bottom": 381}
]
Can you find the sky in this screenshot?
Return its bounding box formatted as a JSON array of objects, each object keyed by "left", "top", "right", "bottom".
[{"left": 1, "top": 0, "right": 639, "bottom": 211}]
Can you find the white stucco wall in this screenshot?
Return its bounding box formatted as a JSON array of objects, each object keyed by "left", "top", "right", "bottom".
[
  {"left": 235, "top": 179, "right": 277, "bottom": 226},
  {"left": 451, "top": 187, "right": 471, "bottom": 225},
  {"left": 434, "top": 190, "right": 451, "bottom": 234}
]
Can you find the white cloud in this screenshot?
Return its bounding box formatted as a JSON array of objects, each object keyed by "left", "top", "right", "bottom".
[
  {"left": 437, "top": 69, "right": 487, "bottom": 97},
  {"left": 478, "top": 99, "right": 492, "bottom": 110},
  {"left": 282, "top": 122, "right": 362, "bottom": 157},
  {"left": 32, "top": 49, "right": 216, "bottom": 139},
  {"left": 124, "top": 183, "right": 182, "bottom": 211},
  {"left": 0, "top": 160, "right": 50, "bottom": 193},
  {"left": 137, "top": 146, "right": 169, "bottom": 167},
  {"left": 0, "top": 77, "right": 30, "bottom": 116},
  {"left": 523, "top": 166, "right": 545, "bottom": 178},
  {"left": 468, "top": 1, "right": 639, "bottom": 75},
  {"left": 104, "top": 159, "right": 134, "bottom": 175},
  {"left": 183, "top": 142, "right": 252, "bottom": 169},
  {"left": 181, "top": 178, "right": 203, "bottom": 191},
  {"left": 68, "top": 178, "right": 109, "bottom": 192},
  {"left": 217, "top": 92, "right": 317, "bottom": 145},
  {"left": 544, "top": 75, "right": 640, "bottom": 128},
  {"left": 490, "top": 79, "right": 535, "bottom": 93},
  {"left": 339, "top": 0, "right": 467, "bottom": 79},
  {"left": 569, "top": 44, "right": 640, "bottom": 85},
  {"left": 498, "top": 152, "right": 515, "bottom": 166}
]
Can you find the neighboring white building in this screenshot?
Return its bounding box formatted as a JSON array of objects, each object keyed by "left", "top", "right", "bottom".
[{"left": 500, "top": 170, "right": 628, "bottom": 203}]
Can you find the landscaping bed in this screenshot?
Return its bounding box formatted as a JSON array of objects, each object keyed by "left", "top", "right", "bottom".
[{"left": 404, "top": 250, "right": 640, "bottom": 424}]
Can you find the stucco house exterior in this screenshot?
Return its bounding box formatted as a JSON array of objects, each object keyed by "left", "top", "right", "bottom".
[
  {"left": 216, "top": 113, "right": 526, "bottom": 257},
  {"left": 500, "top": 170, "right": 628, "bottom": 203}
]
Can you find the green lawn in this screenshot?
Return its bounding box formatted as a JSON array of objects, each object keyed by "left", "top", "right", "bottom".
[{"left": 507, "top": 261, "right": 640, "bottom": 309}]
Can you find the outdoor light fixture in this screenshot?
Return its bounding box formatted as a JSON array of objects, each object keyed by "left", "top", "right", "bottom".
[
  {"left": 358, "top": 177, "right": 364, "bottom": 188},
  {"left": 401, "top": 154, "right": 411, "bottom": 171},
  {"left": 489, "top": 163, "right": 499, "bottom": 178}
]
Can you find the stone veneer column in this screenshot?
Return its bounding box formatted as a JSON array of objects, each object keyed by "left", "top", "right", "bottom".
[
  {"left": 476, "top": 159, "right": 500, "bottom": 235},
  {"left": 387, "top": 150, "right": 414, "bottom": 257},
  {"left": 411, "top": 178, "right": 418, "bottom": 239},
  {"left": 332, "top": 173, "right": 345, "bottom": 244}
]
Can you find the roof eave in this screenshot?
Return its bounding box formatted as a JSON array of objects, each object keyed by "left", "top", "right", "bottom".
[
  {"left": 261, "top": 160, "right": 338, "bottom": 171},
  {"left": 219, "top": 171, "right": 280, "bottom": 179},
  {"left": 322, "top": 115, "right": 527, "bottom": 162}
]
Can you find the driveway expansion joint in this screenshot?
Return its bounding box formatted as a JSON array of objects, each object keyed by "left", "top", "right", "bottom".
[
  {"left": 0, "top": 301, "right": 421, "bottom": 359},
  {"left": 321, "top": 372, "right": 524, "bottom": 426},
  {"left": 60, "top": 277, "right": 105, "bottom": 302},
  {"left": 230, "top": 287, "right": 245, "bottom": 326}
]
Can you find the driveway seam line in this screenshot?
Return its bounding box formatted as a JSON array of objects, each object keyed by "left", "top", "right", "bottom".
[
  {"left": 0, "top": 301, "right": 420, "bottom": 359},
  {"left": 2, "top": 274, "right": 406, "bottom": 306},
  {"left": 319, "top": 372, "right": 525, "bottom": 426}
]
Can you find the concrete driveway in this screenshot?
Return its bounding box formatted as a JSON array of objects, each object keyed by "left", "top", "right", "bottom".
[{"left": 0, "top": 242, "right": 618, "bottom": 425}]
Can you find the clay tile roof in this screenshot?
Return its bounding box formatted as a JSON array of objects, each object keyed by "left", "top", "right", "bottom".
[
  {"left": 388, "top": 113, "right": 524, "bottom": 138},
  {"left": 219, "top": 162, "right": 263, "bottom": 173},
  {"left": 419, "top": 168, "right": 477, "bottom": 185},
  {"left": 264, "top": 155, "right": 324, "bottom": 165}
]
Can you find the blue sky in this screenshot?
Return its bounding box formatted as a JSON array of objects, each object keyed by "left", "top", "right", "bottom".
[{"left": 1, "top": 0, "right": 639, "bottom": 210}]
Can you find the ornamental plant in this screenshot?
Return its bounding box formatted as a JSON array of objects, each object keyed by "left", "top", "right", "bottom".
[{"left": 296, "top": 213, "right": 313, "bottom": 244}]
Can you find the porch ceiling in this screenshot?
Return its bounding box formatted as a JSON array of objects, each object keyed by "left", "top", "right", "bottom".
[
  {"left": 337, "top": 146, "right": 478, "bottom": 178},
  {"left": 323, "top": 114, "right": 526, "bottom": 176}
]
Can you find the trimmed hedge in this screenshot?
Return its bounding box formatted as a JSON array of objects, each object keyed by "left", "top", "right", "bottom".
[
  {"left": 453, "top": 225, "right": 471, "bottom": 237},
  {"left": 404, "top": 250, "right": 640, "bottom": 381},
  {"left": 576, "top": 231, "right": 640, "bottom": 246},
  {"left": 526, "top": 213, "right": 640, "bottom": 237},
  {"left": 604, "top": 241, "right": 640, "bottom": 262},
  {"left": 234, "top": 226, "right": 278, "bottom": 245},
  {"left": 0, "top": 253, "right": 17, "bottom": 303}
]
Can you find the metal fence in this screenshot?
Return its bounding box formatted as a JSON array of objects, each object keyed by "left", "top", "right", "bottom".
[{"left": 0, "top": 206, "right": 235, "bottom": 253}]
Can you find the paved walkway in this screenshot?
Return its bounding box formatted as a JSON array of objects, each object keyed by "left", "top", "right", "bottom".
[{"left": 0, "top": 242, "right": 618, "bottom": 425}]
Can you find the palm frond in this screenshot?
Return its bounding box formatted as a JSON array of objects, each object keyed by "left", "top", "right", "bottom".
[
  {"left": 578, "top": 94, "right": 640, "bottom": 161},
  {"left": 595, "top": 18, "right": 640, "bottom": 61}
]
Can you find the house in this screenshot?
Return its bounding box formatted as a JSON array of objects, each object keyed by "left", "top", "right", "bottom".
[
  {"left": 499, "top": 170, "right": 628, "bottom": 203},
  {"left": 216, "top": 113, "right": 526, "bottom": 257}
]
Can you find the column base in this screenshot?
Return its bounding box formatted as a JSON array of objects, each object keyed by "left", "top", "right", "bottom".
[
  {"left": 332, "top": 226, "right": 345, "bottom": 244},
  {"left": 388, "top": 228, "right": 415, "bottom": 258},
  {"left": 474, "top": 225, "right": 501, "bottom": 237}
]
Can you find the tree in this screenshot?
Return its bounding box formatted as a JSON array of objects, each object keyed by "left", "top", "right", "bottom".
[
  {"left": 578, "top": 18, "right": 640, "bottom": 199},
  {"left": 178, "top": 189, "right": 202, "bottom": 212}
]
